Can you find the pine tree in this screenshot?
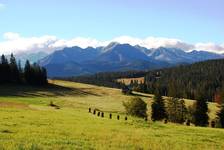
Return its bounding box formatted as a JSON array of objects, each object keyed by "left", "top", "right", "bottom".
[
  {"left": 151, "top": 90, "right": 167, "bottom": 121},
  {"left": 41, "top": 67, "right": 47, "bottom": 85},
  {"left": 167, "top": 98, "right": 187, "bottom": 123},
  {"left": 1, "top": 55, "right": 10, "bottom": 83},
  {"left": 217, "top": 105, "right": 224, "bottom": 128},
  {"left": 24, "top": 60, "right": 31, "bottom": 84},
  {"left": 194, "top": 96, "right": 209, "bottom": 126},
  {"left": 9, "top": 54, "right": 20, "bottom": 83},
  {"left": 178, "top": 99, "right": 187, "bottom": 123},
  {"left": 17, "top": 60, "right": 23, "bottom": 82}
]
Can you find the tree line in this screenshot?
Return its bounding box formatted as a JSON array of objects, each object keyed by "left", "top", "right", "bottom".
[
  {"left": 150, "top": 91, "right": 224, "bottom": 128},
  {"left": 64, "top": 59, "right": 224, "bottom": 104},
  {"left": 60, "top": 70, "right": 147, "bottom": 88},
  {"left": 123, "top": 92, "right": 224, "bottom": 128},
  {"left": 0, "top": 54, "right": 47, "bottom": 85},
  {"left": 143, "top": 59, "right": 224, "bottom": 103},
  {"left": 119, "top": 59, "right": 224, "bottom": 104}
]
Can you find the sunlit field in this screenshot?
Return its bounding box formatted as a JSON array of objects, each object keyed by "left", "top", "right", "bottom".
[{"left": 0, "top": 80, "right": 223, "bottom": 150}]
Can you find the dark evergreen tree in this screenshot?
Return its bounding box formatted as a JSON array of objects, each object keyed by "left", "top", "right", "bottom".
[
  {"left": 217, "top": 105, "right": 224, "bottom": 128},
  {"left": 17, "top": 60, "right": 23, "bottom": 82},
  {"left": 24, "top": 62, "right": 48, "bottom": 85},
  {"left": 24, "top": 60, "right": 32, "bottom": 84},
  {"left": 0, "top": 55, "right": 11, "bottom": 83},
  {"left": 41, "top": 67, "right": 47, "bottom": 85},
  {"left": 193, "top": 95, "right": 209, "bottom": 126},
  {"left": 151, "top": 90, "right": 167, "bottom": 121},
  {"left": 9, "top": 54, "right": 20, "bottom": 83},
  {"left": 167, "top": 98, "right": 187, "bottom": 123}
]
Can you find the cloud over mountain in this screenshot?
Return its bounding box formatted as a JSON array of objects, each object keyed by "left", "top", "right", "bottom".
[{"left": 0, "top": 32, "right": 224, "bottom": 54}]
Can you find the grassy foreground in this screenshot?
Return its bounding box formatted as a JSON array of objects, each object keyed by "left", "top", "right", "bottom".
[{"left": 0, "top": 80, "right": 224, "bottom": 150}]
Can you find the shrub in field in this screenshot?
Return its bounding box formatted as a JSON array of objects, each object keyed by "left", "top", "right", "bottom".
[
  {"left": 122, "top": 86, "right": 132, "bottom": 95},
  {"left": 123, "top": 97, "right": 147, "bottom": 118}
]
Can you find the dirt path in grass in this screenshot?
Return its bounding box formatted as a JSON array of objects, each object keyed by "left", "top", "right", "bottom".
[{"left": 0, "top": 101, "right": 31, "bottom": 109}]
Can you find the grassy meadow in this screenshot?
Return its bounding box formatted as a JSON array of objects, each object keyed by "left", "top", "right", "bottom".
[
  {"left": 117, "top": 77, "right": 145, "bottom": 85},
  {"left": 0, "top": 80, "right": 224, "bottom": 150}
]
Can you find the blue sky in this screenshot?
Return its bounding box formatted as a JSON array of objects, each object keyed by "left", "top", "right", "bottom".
[{"left": 0, "top": 0, "right": 223, "bottom": 54}]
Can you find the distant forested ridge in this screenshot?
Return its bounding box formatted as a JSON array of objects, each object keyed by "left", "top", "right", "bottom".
[
  {"left": 60, "top": 70, "right": 147, "bottom": 88},
  {"left": 144, "top": 59, "right": 224, "bottom": 102},
  {"left": 0, "top": 54, "right": 47, "bottom": 86},
  {"left": 64, "top": 59, "right": 224, "bottom": 103}
]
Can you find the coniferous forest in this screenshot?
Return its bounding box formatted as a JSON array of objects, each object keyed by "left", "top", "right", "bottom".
[
  {"left": 0, "top": 54, "right": 47, "bottom": 86},
  {"left": 66, "top": 59, "right": 224, "bottom": 103},
  {"left": 144, "top": 59, "right": 224, "bottom": 102}
]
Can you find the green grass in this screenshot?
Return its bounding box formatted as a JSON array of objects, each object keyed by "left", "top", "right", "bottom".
[{"left": 0, "top": 80, "right": 224, "bottom": 150}]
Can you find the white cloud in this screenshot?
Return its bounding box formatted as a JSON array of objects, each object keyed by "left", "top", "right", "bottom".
[
  {"left": 194, "top": 43, "right": 224, "bottom": 54},
  {"left": 50, "top": 37, "right": 104, "bottom": 49},
  {"left": 4, "top": 32, "right": 21, "bottom": 40},
  {"left": 110, "top": 36, "right": 194, "bottom": 51},
  {"left": 0, "top": 33, "right": 57, "bottom": 54},
  {"left": 0, "top": 32, "right": 224, "bottom": 55}
]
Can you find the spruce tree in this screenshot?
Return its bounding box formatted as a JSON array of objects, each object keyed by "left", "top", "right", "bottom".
[
  {"left": 217, "top": 105, "right": 224, "bottom": 128},
  {"left": 193, "top": 97, "right": 209, "bottom": 126},
  {"left": 24, "top": 60, "right": 31, "bottom": 84},
  {"left": 41, "top": 67, "right": 47, "bottom": 85},
  {"left": 17, "top": 60, "right": 23, "bottom": 81},
  {"left": 1, "top": 55, "right": 10, "bottom": 83},
  {"left": 9, "top": 54, "right": 20, "bottom": 83},
  {"left": 167, "top": 98, "right": 187, "bottom": 123},
  {"left": 151, "top": 90, "right": 167, "bottom": 121}
]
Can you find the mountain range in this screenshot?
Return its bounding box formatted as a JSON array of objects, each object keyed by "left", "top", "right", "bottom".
[
  {"left": 33, "top": 42, "right": 224, "bottom": 77},
  {"left": 14, "top": 51, "right": 48, "bottom": 66}
]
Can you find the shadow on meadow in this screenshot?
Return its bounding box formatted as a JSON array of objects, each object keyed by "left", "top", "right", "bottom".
[{"left": 0, "top": 83, "right": 101, "bottom": 97}]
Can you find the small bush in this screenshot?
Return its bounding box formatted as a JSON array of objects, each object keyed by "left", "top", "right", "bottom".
[
  {"left": 121, "top": 86, "right": 132, "bottom": 95},
  {"left": 123, "top": 97, "right": 147, "bottom": 118}
]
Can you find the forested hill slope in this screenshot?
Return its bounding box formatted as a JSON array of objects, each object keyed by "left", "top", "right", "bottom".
[
  {"left": 66, "top": 58, "right": 224, "bottom": 102},
  {"left": 145, "top": 59, "right": 224, "bottom": 102}
]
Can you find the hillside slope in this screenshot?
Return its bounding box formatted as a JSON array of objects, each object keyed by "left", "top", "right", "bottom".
[
  {"left": 0, "top": 80, "right": 223, "bottom": 149},
  {"left": 144, "top": 59, "right": 224, "bottom": 101}
]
